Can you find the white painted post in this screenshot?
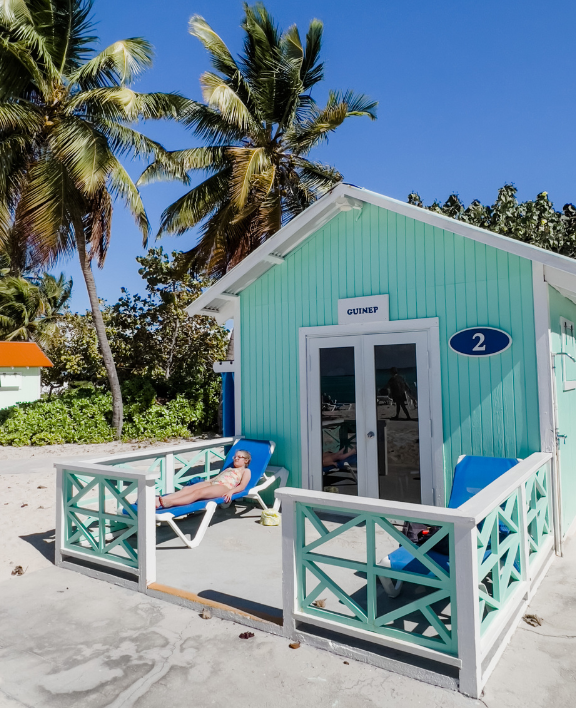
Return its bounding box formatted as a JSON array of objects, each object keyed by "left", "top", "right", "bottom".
[
  {"left": 281, "top": 497, "right": 298, "bottom": 638},
  {"left": 54, "top": 466, "right": 64, "bottom": 566},
  {"left": 165, "top": 453, "right": 175, "bottom": 494},
  {"left": 454, "top": 520, "right": 483, "bottom": 698},
  {"left": 518, "top": 483, "right": 531, "bottom": 587},
  {"left": 137, "top": 477, "right": 157, "bottom": 592}
]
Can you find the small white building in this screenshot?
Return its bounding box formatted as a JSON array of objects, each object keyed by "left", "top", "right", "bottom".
[{"left": 0, "top": 342, "right": 53, "bottom": 409}]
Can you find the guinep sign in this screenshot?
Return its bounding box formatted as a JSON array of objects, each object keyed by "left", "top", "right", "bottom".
[{"left": 337, "top": 295, "right": 390, "bottom": 325}]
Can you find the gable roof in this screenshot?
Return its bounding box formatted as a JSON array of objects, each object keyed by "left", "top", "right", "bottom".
[
  {"left": 0, "top": 342, "right": 53, "bottom": 368},
  {"left": 187, "top": 183, "right": 576, "bottom": 323}
]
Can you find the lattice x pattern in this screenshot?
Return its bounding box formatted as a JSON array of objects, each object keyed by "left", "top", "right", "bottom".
[
  {"left": 295, "top": 503, "right": 458, "bottom": 656},
  {"left": 524, "top": 465, "right": 551, "bottom": 564},
  {"left": 477, "top": 489, "right": 522, "bottom": 635},
  {"left": 63, "top": 470, "right": 139, "bottom": 569},
  {"left": 111, "top": 457, "right": 166, "bottom": 495},
  {"left": 173, "top": 446, "right": 227, "bottom": 489}
]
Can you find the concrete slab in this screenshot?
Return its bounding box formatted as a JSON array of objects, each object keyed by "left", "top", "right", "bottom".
[{"left": 0, "top": 565, "right": 481, "bottom": 708}]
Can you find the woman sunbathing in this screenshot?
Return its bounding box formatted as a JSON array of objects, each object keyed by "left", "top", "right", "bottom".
[{"left": 156, "top": 450, "right": 252, "bottom": 509}]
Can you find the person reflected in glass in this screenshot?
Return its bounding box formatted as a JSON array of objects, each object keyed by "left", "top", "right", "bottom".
[{"left": 386, "top": 367, "right": 413, "bottom": 420}]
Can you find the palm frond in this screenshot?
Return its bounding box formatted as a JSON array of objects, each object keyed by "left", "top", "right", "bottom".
[
  {"left": 138, "top": 146, "right": 228, "bottom": 187},
  {"left": 107, "top": 158, "right": 149, "bottom": 246},
  {"left": 229, "top": 146, "right": 270, "bottom": 208},
  {"left": 200, "top": 71, "right": 260, "bottom": 136},
  {"left": 65, "top": 87, "right": 187, "bottom": 122},
  {"left": 189, "top": 15, "right": 238, "bottom": 78},
  {"left": 68, "top": 37, "right": 154, "bottom": 88},
  {"left": 158, "top": 168, "right": 231, "bottom": 236}
]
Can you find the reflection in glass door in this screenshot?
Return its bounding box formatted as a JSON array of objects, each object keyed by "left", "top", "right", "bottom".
[
  {"left": 319, "top": 347, "right": 359, "bottom": 495},
  {"left": 373, "top": 343, "right": 421, "bottom": 503}
]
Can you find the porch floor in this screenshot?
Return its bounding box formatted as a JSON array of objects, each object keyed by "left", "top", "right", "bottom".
[{"left": 155, "top": 501, "right": 284, "bottom": 619}]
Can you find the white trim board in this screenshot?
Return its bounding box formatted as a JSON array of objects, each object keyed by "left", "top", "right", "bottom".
[{"left": 187, "top": 183, "right": 576, "bottom": 323}]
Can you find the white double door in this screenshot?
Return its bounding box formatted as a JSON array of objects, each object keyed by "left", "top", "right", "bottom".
[{"left": 305, "top": 329, "right": 437, "bottom": 504}]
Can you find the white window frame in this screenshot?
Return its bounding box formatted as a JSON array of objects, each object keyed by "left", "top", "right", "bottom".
[
  {"left": 560, "top": 316, "right": 576, "bottom": 392},
  {"left": 298, "top": 317, "right": 445, "bottom": 506}
]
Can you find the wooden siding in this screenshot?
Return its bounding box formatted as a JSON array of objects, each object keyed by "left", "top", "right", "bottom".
[{"left": 240, "top": 204, "right": 540, "bottom": 499}]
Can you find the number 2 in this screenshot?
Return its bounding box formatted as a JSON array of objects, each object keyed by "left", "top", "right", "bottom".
[{"left": 472, "top": 332, "right": 486, "bottom": 352}]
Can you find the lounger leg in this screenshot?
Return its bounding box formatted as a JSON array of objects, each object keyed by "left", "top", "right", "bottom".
[
  {"left": 378, "top": 576, "right": 404, "bottom": 598},
  {"left": 161, "top": 502, "right": 218, "bottom": 549},
  {"left": 253, "top": 493, "right": 268, "bottom": 511}
]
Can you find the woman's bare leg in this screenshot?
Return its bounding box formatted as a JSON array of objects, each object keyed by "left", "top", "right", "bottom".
[
  {"left": 159, "top": 483, "right": 231, "bottom": 508},
  {"left": 158, "top": 480, "right": 213, "bottom": 508}
]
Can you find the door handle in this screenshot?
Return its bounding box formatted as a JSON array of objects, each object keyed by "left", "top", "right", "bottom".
[{"left": 367, "top": 431, "right": 375, "bottom": 438}]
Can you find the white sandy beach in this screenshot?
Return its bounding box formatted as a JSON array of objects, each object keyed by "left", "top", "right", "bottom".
[{"left": 0, "top": 439, "right": 193, "bottom": 581}]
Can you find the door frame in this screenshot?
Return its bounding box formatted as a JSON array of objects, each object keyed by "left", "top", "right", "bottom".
[{"left": 299, "top": 317, "right": 445, "bottom": 506}]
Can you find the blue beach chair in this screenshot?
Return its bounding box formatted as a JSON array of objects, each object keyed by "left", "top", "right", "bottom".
[
  {"left": 379, "top": 455, "right": 519, "bottom": 597},
  {"left": 155, "top": 439, "right": 288, "bottom": 549}
]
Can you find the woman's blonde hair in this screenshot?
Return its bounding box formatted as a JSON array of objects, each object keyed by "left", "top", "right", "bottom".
[{"left": 236, "top": 449, "right": 251, "bottom": 464}]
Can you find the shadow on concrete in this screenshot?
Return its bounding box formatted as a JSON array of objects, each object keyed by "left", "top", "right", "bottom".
[
  {"left": 197, "top": 588, "right": 283, "bottom": 622},
  {"left": 20, "top": 529, "right": 55, "bottom": 564}
]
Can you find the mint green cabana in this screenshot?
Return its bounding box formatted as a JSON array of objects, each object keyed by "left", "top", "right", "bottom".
[{"left": 188, "top": 183, "right": 576, "bottom": 542}]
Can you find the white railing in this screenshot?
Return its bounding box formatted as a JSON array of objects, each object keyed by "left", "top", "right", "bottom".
[
  {"left": 276, "top": 452, "right": 555, "bottom": 698},
  {"left": 54, "top": 437, "right": 235, "bottom": 591}
]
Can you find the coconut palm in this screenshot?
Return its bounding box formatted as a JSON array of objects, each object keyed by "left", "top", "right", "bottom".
[
  {"left": 0, "top": 0, "right": 186, "bottom": 435},
  {"left": 140, "top": 3, "right": 378, "bottom": 277},
  {"left": 0, "top": 271, "right": 72, "bottom": 344}
]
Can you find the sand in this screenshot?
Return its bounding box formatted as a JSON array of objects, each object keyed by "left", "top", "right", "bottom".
[{"left": 0, "top": 439, "right": 195, "bottom": 582}]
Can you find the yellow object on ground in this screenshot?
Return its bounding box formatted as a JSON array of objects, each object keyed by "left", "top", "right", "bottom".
[{"left": 261, "top": 509, "right": 280, "bottom": 526}]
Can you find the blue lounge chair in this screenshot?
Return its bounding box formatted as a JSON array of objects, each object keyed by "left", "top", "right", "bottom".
[
  {"left": 155, "top": 439, "right": 289, "bottom": 549},
  {"left": 379, "top": 455, "right": 519, "bottom": 597}
]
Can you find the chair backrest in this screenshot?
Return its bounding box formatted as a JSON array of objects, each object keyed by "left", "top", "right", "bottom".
[
  {"left": 221, "top": 439, "right": 275, "bottom": 492},
  {"left": 448, "top": 455, "right": 519, "bottom": 509}
]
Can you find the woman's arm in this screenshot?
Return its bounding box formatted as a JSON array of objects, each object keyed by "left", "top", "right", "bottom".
[{"left": 223, "top": 468, "right": 251, "bottom": 503}]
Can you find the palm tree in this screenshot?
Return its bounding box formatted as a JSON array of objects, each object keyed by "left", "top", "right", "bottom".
[
  {"left": 140, "top": 3, "right": 377, "bottom": 277},
  {"left": 0, "top": 271, "right": 72, "bottom": 344},
  {"left": 0, "top": 0, "right": 185, "bottom": 435}
]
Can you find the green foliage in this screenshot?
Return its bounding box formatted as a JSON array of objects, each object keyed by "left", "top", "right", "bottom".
[
  {"left": 0, "top": 384, "right": 204, "bottom": 446},
  {"left": 408, "top": 185, "right": 576, "bottom": 258},
  {"left": 141, "top": 3, "right": 377, "bottom": 277}
]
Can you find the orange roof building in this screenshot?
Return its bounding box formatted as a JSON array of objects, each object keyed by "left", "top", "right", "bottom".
[
  {"left": 0, "top": 342, "right": 53, "bottom": 368},
  {"left": 0, "top": 342, "right": 53, "bottom": 409}
]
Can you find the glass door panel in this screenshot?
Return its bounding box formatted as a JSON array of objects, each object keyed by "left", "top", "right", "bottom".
[
  {"left": 319, "top": 346, "right": 359, "bottom": 496},
  {"left": 373, "top": 343, "right": 421, "bottom": 503}
]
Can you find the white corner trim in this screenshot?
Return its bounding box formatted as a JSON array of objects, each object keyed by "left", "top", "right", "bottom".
[{"left": 532, "top": 263, "right": 555, "bottom": 454}]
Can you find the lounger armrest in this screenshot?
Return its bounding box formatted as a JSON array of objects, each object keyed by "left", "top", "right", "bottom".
[{"left": 251, "top": 465, "right": 289, "bottom": 494}]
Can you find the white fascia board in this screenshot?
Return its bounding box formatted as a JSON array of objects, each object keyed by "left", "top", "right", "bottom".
[
  {"left": 187, "top": 183, "right": 576, "bottom": 320},
  {"left": 186, "top": 184, "right": 347, "bottom": 318}
]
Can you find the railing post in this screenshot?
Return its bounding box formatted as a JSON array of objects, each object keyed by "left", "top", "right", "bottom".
[
  {"left": 281, "top": 497, "right": 297, "bottom": 638},
  {"left": 138, "top": 477, "right": 157, "bottom": 592},
  {"left": 454, "top": 520, "right": 482, "bottom": 698},
  {"left": 518, "top": 482, "right": 531, "bottom": 586},
  {"left": 165, "top": 453, "right": 175, "bottom": 494},
  {"left": 55, "top": 466, "right": 64, "bottom": 567}
]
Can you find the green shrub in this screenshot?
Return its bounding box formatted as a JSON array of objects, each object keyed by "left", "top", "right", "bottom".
[{"left": 0, "top": 383, "right": 206, "bottom": 446}]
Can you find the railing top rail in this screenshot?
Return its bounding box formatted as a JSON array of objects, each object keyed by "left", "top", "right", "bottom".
[
  {"left": 457, "top": 452, "right": 553, "bottom": 522},
  {"left": 54, "top": 460, "right": 160, "bottom": 481},
  {"left": 275, "top": 487, "right": 476, "bottom": 526},
  {"left": 83, "top": 436, "right": 237, "bottom": 466}
]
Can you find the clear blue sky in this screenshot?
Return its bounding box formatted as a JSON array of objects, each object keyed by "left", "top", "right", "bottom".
[{"left": 62, "top": 0, "right": 576, "bottom": 311}]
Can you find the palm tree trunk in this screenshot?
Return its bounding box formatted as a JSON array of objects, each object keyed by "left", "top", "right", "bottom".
[{"left": 75, "top": 225, "right": 124, "bottom": 437}]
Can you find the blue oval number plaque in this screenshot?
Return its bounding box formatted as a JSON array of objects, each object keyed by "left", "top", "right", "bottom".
[{"left": 449, "top": 327, "right": 512, "bottom": 357}]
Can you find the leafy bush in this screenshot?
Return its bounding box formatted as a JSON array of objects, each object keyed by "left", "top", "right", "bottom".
[{"left": 0, "top": 383, "right": 205, "bottom": 446}]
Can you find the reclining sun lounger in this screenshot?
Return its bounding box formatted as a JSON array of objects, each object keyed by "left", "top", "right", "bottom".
[
  {"left": 155, "top": 438, "right": 289, "bottom": 549},
  {"left": 379, "top": 455, "right": 520, "bottom": 598}
]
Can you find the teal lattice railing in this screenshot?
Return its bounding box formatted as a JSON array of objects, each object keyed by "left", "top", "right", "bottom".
[
  {"left": 524, "top": 464, "right": 551, "bottom": 565},
  {"left": 101, "top": 443, "right": 231, "bottom": 495},
  {"left": 476, "top": 489, "right": 522, "bottom": 635},
  {"left": 295, "top": 502, "right": 458, "bottom": 656},
  {"left": 62, "top": 470, "right": 139, "bottom": 569}
]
